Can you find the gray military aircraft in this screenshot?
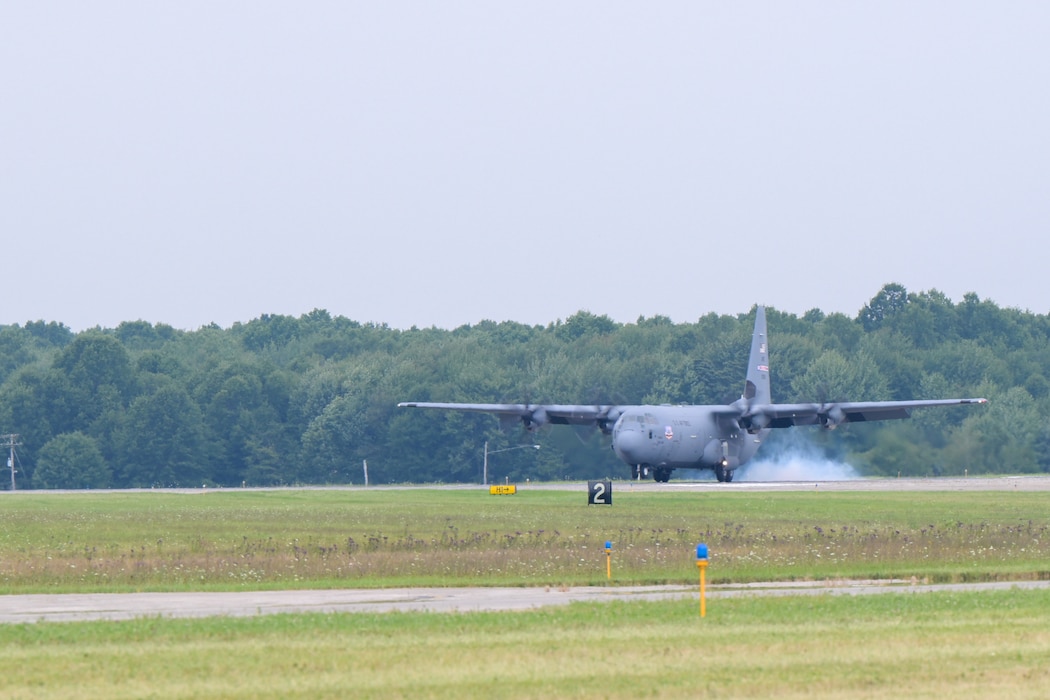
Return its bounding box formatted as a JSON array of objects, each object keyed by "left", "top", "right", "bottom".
[{"left": 398, "top": 307, "right": 987, "bottom": 482}]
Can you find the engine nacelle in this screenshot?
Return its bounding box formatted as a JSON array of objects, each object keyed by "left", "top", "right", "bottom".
[
  {"left": 523, "top": 407, "right": 548, "bottom": 431},
  {"left": 819, "top": 405, "right": 846, "bottom": 430},
  {"left": 598, "top": 407, "right": 623, "bottom": 435},
  {"left": 743, "top": 410, "right": 771, "bottom": 433}
]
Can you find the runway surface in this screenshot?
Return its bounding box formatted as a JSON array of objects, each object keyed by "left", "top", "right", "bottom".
[
  {"left": 21, "top": 474, "right": 1050, "bottom": 496},
  {"left": 537, "top": 474, "right": 1050, "bottom": 493}
]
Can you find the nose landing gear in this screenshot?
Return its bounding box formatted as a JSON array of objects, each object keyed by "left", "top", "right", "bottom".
[{"left": 713, "top": 459, "right": 734, "bottom": 482}]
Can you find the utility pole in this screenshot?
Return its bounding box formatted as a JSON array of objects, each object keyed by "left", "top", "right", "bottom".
[{"left": 2, "top": 434, "right": 20, "bottom": 491}]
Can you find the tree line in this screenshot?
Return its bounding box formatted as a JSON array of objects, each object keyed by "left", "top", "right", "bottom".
[{"left": 1, "top": 283, "right": 1048, "bottom": 489}]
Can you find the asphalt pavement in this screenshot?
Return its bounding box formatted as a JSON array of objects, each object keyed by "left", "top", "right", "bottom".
[{"left": 3, "top": 580, "right": 1050, "bottom": 624}]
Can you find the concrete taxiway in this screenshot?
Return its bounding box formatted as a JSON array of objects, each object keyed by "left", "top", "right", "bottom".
[{"left": 3, "top": 580, "right": 1049, "bottom": 624}]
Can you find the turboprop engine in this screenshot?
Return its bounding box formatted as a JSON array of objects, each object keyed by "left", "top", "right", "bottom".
[
  {"left": 497, "top": 407, "right": 548, "bottom": 432},
  {"left": 523, "top": 407, "right": 548, "bottom": 431},
  {"left": 818, "top": 405, "right": 847, "bottom": 429}
]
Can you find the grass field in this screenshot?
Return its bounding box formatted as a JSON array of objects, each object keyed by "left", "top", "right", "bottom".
[
  {"left": 2, "top": 485, "right": 1048, "bottom": 697},
  {"left": 2, "top": 589, "right": 1049, "bottom": 698},
  {"left": 1, "top": 487, "right": 1047, "bottom": 592}
]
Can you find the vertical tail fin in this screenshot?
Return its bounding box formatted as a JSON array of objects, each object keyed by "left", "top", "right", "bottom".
[{"left": 743, "top": 306, "right": 771, "bottom": 405}]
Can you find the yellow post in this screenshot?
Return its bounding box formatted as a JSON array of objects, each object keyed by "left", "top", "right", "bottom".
[
  {"left": 698, "top": 560, "right": 707, "bottom": 617},
  {"left": 605, "top": 541, "right": 612, "bottom": 580},
  {"left": 696, "top": 543, "right": 709, "bottom": 617}
]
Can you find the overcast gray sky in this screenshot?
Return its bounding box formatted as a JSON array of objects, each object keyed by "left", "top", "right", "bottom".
[{"left": 4, "top": 3, "right": 1048, "bottom": 331}]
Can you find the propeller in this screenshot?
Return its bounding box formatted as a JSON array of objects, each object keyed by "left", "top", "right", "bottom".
[
  {"left": 566, "top": 387, "right": 627, "bottom": 444},
  {"left": 594, "top": 388, "right": 628, "bottom": 437},
  {"left": 496, "top": 387, "right": 551, "bottom": 434},
  {"left": 818, "top": 404, "right": 847, "bottom": 430},
  {"left": 814, "top": 384, "right": 848, "bottom": 429},
  {"left": 522, "top": 406, "right": 549, "bottom": 431}
]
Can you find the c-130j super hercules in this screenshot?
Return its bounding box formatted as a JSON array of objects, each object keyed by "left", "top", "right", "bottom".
[{"left": 399, "top": 307, "right": 987, "bottom": 482}]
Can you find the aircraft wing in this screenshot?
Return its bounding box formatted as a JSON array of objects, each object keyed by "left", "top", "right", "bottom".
[
  {"left": 741, "top": 398, "right": 987, "bottom": 429},
  {"left": 397, "top": 402, "right": 626, "bottom": 431}
]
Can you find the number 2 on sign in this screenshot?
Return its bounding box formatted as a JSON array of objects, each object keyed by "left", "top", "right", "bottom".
[{"left": 588, "top": 480, "right": 612, "bottom": 505}]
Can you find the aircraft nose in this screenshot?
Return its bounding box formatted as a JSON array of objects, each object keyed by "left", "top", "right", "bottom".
[{"left": 613, "top": 429, "right": 645, "bottom": 464}]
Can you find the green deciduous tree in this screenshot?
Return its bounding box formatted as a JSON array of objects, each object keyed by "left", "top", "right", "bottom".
[
  {"left": 120, "top": 384, "right": 205, "bottom": 487},
  {"left": 859, "top": 283, "right": 908, "bottom": 332},
  {"left": 962, "top": 386, "right": 1041, "bottom": 473},
  {"left": 34, "top": 432, "right": 111, "bottom": 489},
  {"left": 299, "top": 395, "right": 366, "bottom": 483},
  {"left": 1, "top": 288, "right": 1047, "bottom": 484},
  {"left": 791, "top": 350, "right": 888, "bottom": 404}
]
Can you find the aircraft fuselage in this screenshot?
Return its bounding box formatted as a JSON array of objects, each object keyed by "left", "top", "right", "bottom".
[{"left": 611, "top": 406, "right": 768, "bottom": 478}]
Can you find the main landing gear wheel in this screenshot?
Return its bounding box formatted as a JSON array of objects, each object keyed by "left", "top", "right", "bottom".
[{"left": 653, "top": 467, "right": 672, "bottom": 483}]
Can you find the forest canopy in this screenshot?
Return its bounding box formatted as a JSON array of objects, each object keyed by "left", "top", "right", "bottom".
[{"left": 2, "top": 284, "right": 1048, "bottom": 489}]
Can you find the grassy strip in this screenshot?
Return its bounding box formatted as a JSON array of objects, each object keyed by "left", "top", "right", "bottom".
[
  {"left": 1, "top": 589, "right": 1049, "bottom": 699},
  {"left": 0, "top": 488, "right": 1047, "bottom": 592}
]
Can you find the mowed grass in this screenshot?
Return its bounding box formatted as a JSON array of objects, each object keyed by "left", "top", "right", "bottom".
[
  {"left": 0, "top": 485, "right": 1047, "bottom": 592},
  {"left": 3, "top": 486, "right": 1049, "bottom": 698},
  {"left": 2, "top": 590, "right": 1049, "bottom": 699}
]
